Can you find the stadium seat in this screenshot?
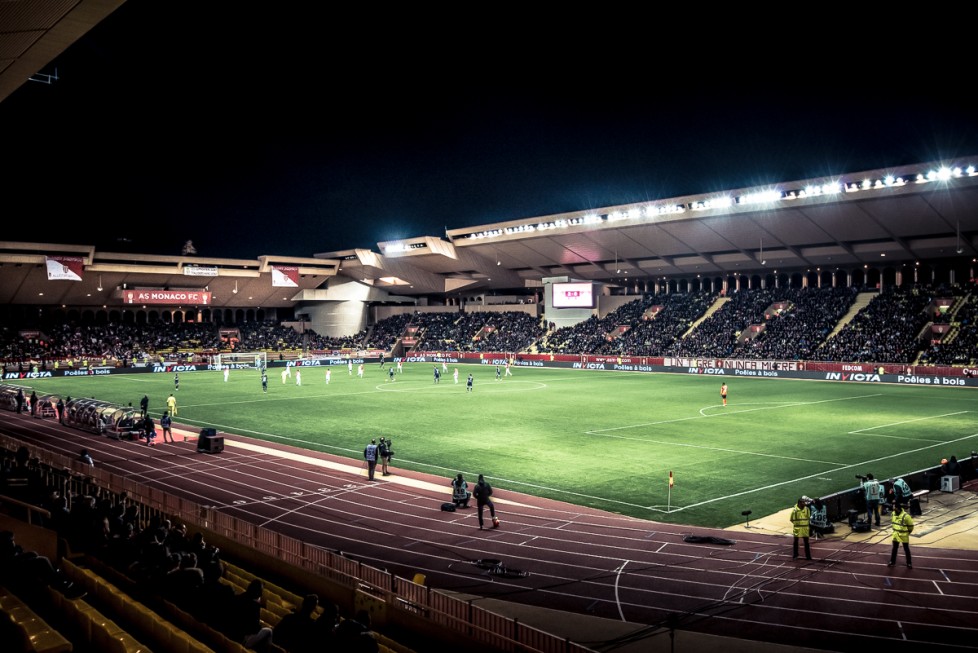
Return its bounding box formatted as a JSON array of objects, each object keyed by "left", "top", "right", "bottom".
[
  {"left": 214, "top": 632, "right": 250, "bottom": 653},
  {"left": 29, "top": 628, "right": 75, "bottom": 653},
  {"left": 221, "top": 570, "right": 247, "bottom": 591},
  {"left": 4, "top": 604, "right": 38, "bottom": 627},
  {"left": 223, "top": 562, "right": 299, "bottom": 605},
  {"left": 131, "top": 602, "right": 173, "bottom": 652},
  {"left": 67, "top": 597, "right": 153, "bottom": 653},
  {"left": 259, "top": 607, "right": 279, "bottom": 626},
  {"left": 227, "top": 564, "right": 256, "bottom": 585},
  {"left": 91, "top": 617, "right": 126, "bottom": 652},
  {"left": 166, "top": 629, "right": 199, "bottom": 653},
  {"left": 80, "top": 603, "right": 114, "bottom": 643},
  {"left": 60, "top": 594, "right": 91, "bottom": 627},
  {"left": 3, "top": 611, "right": 74, "bottom": 653},
  {"left": 1, "top": 602, "right": 63, "bottom": 653},
  {"left": 95, "top": 578, "right": 128, "bottom": 616},
  {"left": 103, "top": 630, "right": 153, "bottom": 653},
  {"left": 62, "top": 557, "right": 213, "bottom": 653}
]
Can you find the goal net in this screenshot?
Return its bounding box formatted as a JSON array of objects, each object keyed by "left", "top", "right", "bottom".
[{"left": 214, "top": 351, "right": 267, "bottom": 370}]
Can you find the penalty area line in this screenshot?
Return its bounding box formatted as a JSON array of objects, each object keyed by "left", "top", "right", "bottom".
[
  {"left": 848, "top": 411, "right": 971, "bottom": 434},
  {"left": 587, "top": 393, "right": 883, "bottom": 434}
]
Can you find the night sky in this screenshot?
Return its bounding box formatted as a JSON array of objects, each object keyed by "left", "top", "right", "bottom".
[{"left": 3, "top": 4, "right": 977, "bottom": 260}]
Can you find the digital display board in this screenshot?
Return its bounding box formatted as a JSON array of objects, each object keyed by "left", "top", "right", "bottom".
[{"left": 552, "top": 282, "right": 595, "bottom": 308}]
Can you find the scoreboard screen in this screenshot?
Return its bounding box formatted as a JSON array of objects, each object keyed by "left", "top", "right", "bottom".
[{"left": 552, "top": 282, "right": 595, "bottom": 308}]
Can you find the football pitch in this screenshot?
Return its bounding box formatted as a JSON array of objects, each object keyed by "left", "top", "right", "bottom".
[{"left": 21, "top": 364, "right": 978, "bottom": 528}]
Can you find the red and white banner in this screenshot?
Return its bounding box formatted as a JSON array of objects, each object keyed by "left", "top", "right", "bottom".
[
  {"left": 271, "top": 266, "right": 299, "bottom": 287},
  {"left": 45, "top": 256, "right": 84, "bottom": 281},
  {"left": 123, "top": 289, "right": 212, "bottom": 305}
]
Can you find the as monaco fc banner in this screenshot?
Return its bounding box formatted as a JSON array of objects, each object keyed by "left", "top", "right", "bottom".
[{"left": 122, "top": 289, "right": 212, "bottom": 305}]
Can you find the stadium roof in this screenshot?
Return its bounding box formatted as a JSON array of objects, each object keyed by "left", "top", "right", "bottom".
[
  {"left": 0, "top": 0, "right": 125, "bottom": 104},
  {"left": 3, "top": 159, "right": 976, "bottom": 309},
  {"left": 3, "top": 3, "right": 977, "bottom": 308},
  {"left": 319, "top": 160, "right": 978, "bottom": 296}
]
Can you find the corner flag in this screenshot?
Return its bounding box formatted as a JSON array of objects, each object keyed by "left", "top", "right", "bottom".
[{"left": 669, "top": 471, "right": 674, "bottom": 488}]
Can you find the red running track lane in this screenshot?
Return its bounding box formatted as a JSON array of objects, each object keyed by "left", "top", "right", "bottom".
[{"left": 3, "top": 411, "right": 978, "bottom": 653}]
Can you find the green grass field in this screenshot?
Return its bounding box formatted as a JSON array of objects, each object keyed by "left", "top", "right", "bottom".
[{"left": 19, "top": 364, "right": 977, "bottom": 528}]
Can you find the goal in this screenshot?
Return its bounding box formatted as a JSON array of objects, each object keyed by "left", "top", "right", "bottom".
[{"left": 214, "top": 351, "right": 267, "bottom": 370}]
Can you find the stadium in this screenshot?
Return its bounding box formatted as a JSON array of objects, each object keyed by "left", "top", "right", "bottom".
[{"left": 3, "top": 5, "right": 978, "bottom": 653}]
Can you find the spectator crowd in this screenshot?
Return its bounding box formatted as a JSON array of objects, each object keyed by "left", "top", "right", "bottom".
[{"left": 2, "top": 282, "right": 977, "bottom": 370}]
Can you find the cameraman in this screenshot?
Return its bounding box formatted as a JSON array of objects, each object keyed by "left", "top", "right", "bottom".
[{"left": 861, "top": 473, "right": 881, "bottom": 528}]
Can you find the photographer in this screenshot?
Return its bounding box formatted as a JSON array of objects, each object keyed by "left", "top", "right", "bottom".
[
  {"left": 809, "top": 497, "right": 834, "bottom": 536},
  {"left": 861, "top": 473, "right": 881, "bottom": 529},
  {"left": 451, "top": 473, "right": 471, "bottom": 508},
  {"left": 378, "top": 437, "right": 393, "bottom": 476},
  {"left": 891, "top": 477, "right": 912, "bottom": 504}
]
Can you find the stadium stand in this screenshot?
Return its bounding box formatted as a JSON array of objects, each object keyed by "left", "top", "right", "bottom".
[
  {"left": 0, "top": 456, "right": 418, "bottom": 653},
  {"left": 3, "top": 283, "right": 976, "bottom": 369},
  {"left": 59, "top": 557, "right": 210, "bottom": 653}
]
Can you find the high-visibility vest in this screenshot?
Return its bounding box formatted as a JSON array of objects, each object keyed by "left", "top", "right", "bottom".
[
  {"left": 790, "top": 505, "right": 811, "bottom": 536},
  {"left": 891, "top": 511, "right": 914, "bottom": 543}
]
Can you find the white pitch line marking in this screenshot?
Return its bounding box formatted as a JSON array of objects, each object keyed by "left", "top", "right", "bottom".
[
  {"left": 587, "top": 394, "right": 883, "bottom": 434},
  {"left": 848, "top": 411, "right": 970, "bottom": 434}
]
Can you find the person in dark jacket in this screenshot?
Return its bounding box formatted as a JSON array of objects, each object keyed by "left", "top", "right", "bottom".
[
  {"left": 334, "top": 609, "right": 378, "bottom": 652},
  {"left": 226, "top": 578, "right": 274, "bottom": 651},
  {"left": 274, "top": 593, "right": 319, "bottom": 653},
  {"left": 473, "top": 474, "right": 498, "bottom": 530}
]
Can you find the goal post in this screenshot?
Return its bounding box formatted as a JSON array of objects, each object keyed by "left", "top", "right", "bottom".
[{"left": 214, "top": 351, "right": 267, "bottom": 370}]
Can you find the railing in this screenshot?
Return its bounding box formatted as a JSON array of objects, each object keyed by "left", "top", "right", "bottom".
[
  {"left": 0, "top": 492, "right": 51, "bottom": 526},
  {"left": 0, "top": 433, "right": 597, "bottom": 653}
]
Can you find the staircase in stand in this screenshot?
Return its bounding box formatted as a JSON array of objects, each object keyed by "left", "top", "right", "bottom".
[
  {"left": 826, "top": 291, "right": 877, "bottom": 340},
  {"left": 683, "top": 296, "right": 729, "bottom": 338}
]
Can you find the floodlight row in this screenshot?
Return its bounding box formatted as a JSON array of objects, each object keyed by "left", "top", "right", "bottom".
[{"left": 460, "top": 163, "right": 976, "bottom": 242}]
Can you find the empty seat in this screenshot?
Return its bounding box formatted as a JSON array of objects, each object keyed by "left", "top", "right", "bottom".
[
  {"left": 101, "top": 629, "right": 154, "bottom": 653},
  {"left": 28, "top": 627, "right": 75, "bottom": 653},
  {"left": 0, "top": 589, "right": 73, "bottom": 653},
  {"left": 91, "top": 617, "right": 126, "bottom": 652}
]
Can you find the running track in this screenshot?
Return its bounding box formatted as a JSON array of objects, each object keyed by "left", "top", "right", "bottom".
[{"left": 2, "top": 410, "right": 977, "bottom": 653}]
